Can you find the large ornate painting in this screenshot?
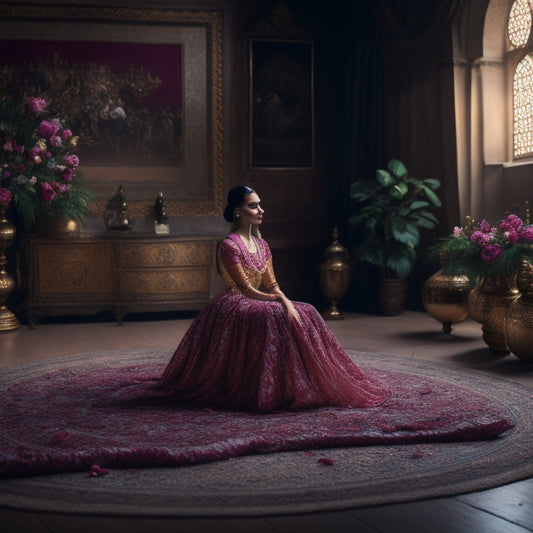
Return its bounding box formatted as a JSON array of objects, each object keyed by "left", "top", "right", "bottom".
[
  {"left": 249, "top": 39, "right": 314, "bottom": 169},
  {"left": 0, "top": 4, "right": 223, "bottom": 217}
]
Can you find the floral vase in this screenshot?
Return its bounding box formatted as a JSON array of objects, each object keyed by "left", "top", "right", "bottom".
[
  {"left": 422, "top": 254, "right": 471, "bottom": 334},
  {"left": 0, "top": 201, "right": 21, "bottom": 331},
  {"left": 36, "top": 215, "right": 80, "bottom": 236},
  {"left": 468, "top": 275, "right": 519, "bottom": 354},
  {"left": 505, "top": 259, "right": 533, "bottom": 363}
]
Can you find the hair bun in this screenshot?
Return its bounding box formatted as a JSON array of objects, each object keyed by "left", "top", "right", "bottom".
[
  {"left": 223, "top": 205, "right": 234, "bottom": 222},
  {"left": 222, "top": 185, "right": 255, "bottom": 222}
]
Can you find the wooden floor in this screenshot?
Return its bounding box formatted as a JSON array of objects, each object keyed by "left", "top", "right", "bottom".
[{"left": 0, "top": 310, "right": 532, "bottom": 533}]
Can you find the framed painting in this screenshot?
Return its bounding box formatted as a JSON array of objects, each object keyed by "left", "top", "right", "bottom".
[
  {"left": 0, "top": 4, "right": 223, "bottom": 217},
  {"left": 249, "top": 39, "right": 315, "bottom": 170}
]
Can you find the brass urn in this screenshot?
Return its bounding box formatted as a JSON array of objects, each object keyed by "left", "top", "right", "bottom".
[
  {"left": 468, "top": 275, "right": 519, "bottom": 354},
  {"left": 505, "top": 259, "right": 533, "bottom": 363},
  {"left": 319, "top": 227, "right": 351, "bottom": 320},
  {"left": 422, "top": 254, "right": 470, "bottom": 334},
  {"left": 0, "top": 201, "right": 21, "bottom": 331}
]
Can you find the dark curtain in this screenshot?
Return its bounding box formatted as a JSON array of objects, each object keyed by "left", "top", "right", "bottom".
[
  {"left": 339, "top": 2, "right": 386, "bottom": 234},
  {"left": 373, "top": 0, "right": 462, "bottom": 232},
  {"left": 339, "top": 0, "right": 462, "bottom": 309}
]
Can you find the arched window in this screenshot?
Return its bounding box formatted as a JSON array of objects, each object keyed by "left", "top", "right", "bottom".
[
  {"left": 509, "top": 0, "right": 533, "bottom": 157},
  {"left": 508, "top": 0, "right": 531, "bottom": 49}
]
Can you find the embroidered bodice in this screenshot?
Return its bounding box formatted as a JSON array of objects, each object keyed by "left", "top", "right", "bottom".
[{"left": 218, "top": 233, "right": 278, "bottom": 293}]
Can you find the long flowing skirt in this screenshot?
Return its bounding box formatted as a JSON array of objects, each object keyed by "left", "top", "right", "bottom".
[{"left": 158, "top": 291, "right": 389, "bottom": 412}]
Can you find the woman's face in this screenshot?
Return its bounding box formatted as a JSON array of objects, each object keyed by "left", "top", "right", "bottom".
[{"left": 235, "top": 192, "right": 264, "bottom": 227}]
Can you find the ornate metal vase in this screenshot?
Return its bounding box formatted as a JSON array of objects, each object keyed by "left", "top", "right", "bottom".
[
  {"left": 468, "top": 275, "right": 519, "bottom": 354},
  {"left": 505, "top": 259, "right": 533, "bottom": 363},
  {"left": 319, "top": 228, "right": 351, "bottom": 320},
  {"left": 0, "top": 201, "right": 21, "bottom": 331},
  {"left": 422, "top": 263, "right": 470, "bottom": 334}
]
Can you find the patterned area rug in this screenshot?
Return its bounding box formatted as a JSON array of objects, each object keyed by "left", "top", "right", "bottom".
[{"left": 0, "top": 350, "right": 531, "bottom": 517}]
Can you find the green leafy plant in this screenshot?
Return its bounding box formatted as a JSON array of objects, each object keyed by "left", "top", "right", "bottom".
[{"left": 349, "top": 159, "right": 442, "bottom": 279}]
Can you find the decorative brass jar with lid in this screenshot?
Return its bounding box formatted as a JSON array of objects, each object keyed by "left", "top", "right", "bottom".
[
  {"left": 319, "top": 227, "right": 351, "bottom": 320},
  {"left": 0, "top": 201, "right": 20, "bottom": 331}
]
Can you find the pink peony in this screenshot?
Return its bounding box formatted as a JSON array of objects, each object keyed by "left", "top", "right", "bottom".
[
  {"left": 63, "top": 154, "right": 79, "bottom": 168},
  {"left": 50, "top": 135, "right": 62, "bottom": 148},
  {"left": 27, "top": 96, "right": 48, "bottom": 113},
  {"left": 40, "top": 182, "right": 56, "bottom": 202},
  {"left": 3, "top": 140, "right": 13, "bottom": 152},
  {"left": 61, "top": 169, "right": 74, "bottom": 182},
  {"left": 500, "top": 214, "right": 523, "bottom": 231},
  {"left": 479, "top": 219, "right": 494, "bottom": 233},
  {"left": 480, "top": 244, "right": 502, "bottom": 263},
  {"left": 520, "top": 226, "right": 533, "bottom": 241},
  {"left": 0, "top": 187, "right": 11, "bottom": 203},
  {"left": 471, "top": 230, "right": 491, "bottom": 246},
  {"left": 61, "top": 129, "right": 72, "bottom": 140},
  {"left": 38, "top": 119, "right": 60, "bottom": 138},
  {"left": 29, "top": 146, "right": 42, "bottom": 158},
  {"left": 51, "top": 181, "right": 67, "bottom": 194},
  {"left": 453, "top": 226, "right": 463, "bottom": 236}
]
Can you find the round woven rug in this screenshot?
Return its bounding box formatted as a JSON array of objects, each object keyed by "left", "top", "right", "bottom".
[{"left": 0, "top": 349, "right": 532, "bottom": 517}]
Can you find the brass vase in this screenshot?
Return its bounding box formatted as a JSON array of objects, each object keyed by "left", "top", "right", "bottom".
[
  {"left": 37, "top": 215, "right": 79, "bottom": 236},
  {"left": 421, "top": 260, "right": 470, "bottom": 334},
  {"left": 319, "top": 227, "right": 351, "bottom": 320},
  {"left": 505, "top": 259, "right": 533, "bottom": 363},
  {"left": 0, "top": 201, "right": 21, "bottom": 331},
  {"left": 468, "top": 275, "right": 519, "bottom": 354}
]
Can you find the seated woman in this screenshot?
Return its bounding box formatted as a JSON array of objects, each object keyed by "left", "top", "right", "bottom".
[{"left": 158, "top": 185, "right": 389, "bottom": 412}]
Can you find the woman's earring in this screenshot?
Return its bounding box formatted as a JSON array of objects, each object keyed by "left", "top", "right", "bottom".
[{"left": 235, "top": 213, "right": 240, "bottom": 218}]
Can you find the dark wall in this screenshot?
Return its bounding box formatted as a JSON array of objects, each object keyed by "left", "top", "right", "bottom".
[{"left": 5, "top": 0, "right": 459, "bottom": 313}]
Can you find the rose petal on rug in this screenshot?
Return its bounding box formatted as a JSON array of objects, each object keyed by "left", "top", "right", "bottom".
[{"left": 0, "top": 353, "right": 514, "bottom": 478}]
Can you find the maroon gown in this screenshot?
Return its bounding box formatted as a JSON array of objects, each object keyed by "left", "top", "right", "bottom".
[{"left": 159, "top": 233, "right": 390, "bottom": 412}]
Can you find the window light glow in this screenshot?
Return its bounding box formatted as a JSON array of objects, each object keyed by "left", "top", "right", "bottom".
[
  {"left": 514, "top": 54, "right": 533, "bottom": 157},
  {"left": 508, "top": 0, "right": 532, "bottom": 49}
]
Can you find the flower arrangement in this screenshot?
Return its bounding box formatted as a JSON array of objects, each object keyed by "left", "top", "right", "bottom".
[
  {"left": 0, "top": 95, "right": 93, "bottom": 230},
  {"left": 429, "top": 212, "right": 533, "bottom": 284}
]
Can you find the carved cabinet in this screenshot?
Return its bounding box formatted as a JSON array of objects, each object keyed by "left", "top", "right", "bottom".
[{"left": 24, "top": 234, "right": 219, "bottom": 323}]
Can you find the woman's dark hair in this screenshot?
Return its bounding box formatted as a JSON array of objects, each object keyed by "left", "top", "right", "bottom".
[{"left": 223, "top": 185, "right": 255, "bottom": 222}]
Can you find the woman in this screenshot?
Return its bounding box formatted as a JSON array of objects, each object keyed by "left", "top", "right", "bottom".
[{"left": 159, "top": 186, "right": 389, "bottom": 411}]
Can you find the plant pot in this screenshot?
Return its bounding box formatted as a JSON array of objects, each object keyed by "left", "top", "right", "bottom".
[
  {"left": 468, "top": 275, "right": 519, "bottom": 354},
  {"left": 421, "top": 268, "right": 470, "bottom": 333},
  {"left": 376, "top": 278, "right": 408, "bottom": 316},
  {"left": 505, "top": 259, "right": 533, "bottom": 363},
  {"left": 36, "top": 215, "right": 80, "bottom": 236}
]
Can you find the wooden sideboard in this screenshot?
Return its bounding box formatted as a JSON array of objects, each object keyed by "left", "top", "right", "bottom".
[{"left": 22, "top": 234, "right": 220, "bottom": 324}]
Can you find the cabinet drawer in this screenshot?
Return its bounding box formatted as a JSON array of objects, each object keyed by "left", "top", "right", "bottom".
[
  {"left": 117, "top": 242, "right": 212, "bottom": 268},
  {"left": 117, "top": 267, "right": 211, "bottom": 300},
  {"left": 31, "top": 243, "right": 114, "bottom": 301}
]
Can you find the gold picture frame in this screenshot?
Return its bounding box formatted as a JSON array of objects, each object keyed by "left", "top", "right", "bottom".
[{"left": 0, "top": 4, "right": 223, "bottom": 218}]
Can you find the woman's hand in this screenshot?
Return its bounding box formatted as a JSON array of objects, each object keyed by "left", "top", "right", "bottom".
[{"left": 279, "top": 295, "right": 301, "bottom": 324}]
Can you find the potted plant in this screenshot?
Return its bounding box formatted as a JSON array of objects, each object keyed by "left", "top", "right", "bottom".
[
  {"left": 429, "top": 212, "right": 533, "bottom": 354},
  {"left": 349, "top": 159, "right": 442, "bottom": 314}
]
